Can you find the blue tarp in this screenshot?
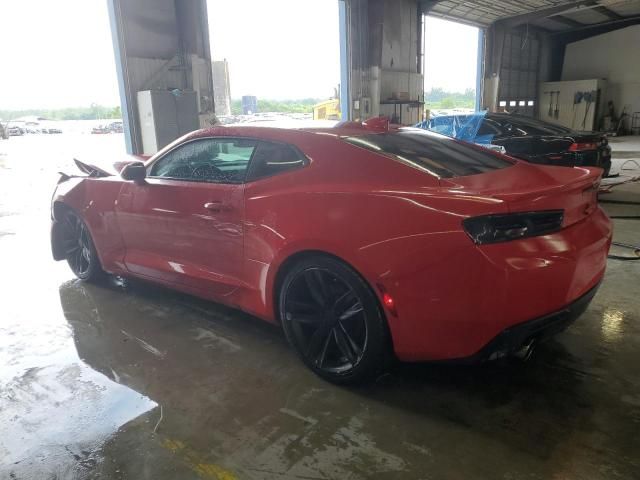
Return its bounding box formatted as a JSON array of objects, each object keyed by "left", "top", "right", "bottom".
[{"left": 416, "top": 111, "right": 491, "bottom": 144}]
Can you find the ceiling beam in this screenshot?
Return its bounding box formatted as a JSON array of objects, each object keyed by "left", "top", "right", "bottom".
[
  {"left": 593, "top": 5, "right": 624, "bottom": 21},
  {"left": 550, "top": 15, "right": 640, "bottom": 39},
  {"left": 418, "top": 0, "right": 440, "bottom": 15},
  {"left": 550, "top": 14, "right": 585, "bottom": 29},
  {"left": 497, "top": 0, "right": 596, "bottom": 27}
]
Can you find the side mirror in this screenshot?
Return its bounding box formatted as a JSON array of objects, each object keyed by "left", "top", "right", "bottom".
[{"left": 121, "top": 161, "right": 147, "bottom": 184}]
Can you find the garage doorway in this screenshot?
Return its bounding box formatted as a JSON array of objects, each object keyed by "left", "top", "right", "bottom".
[
  {"left": 423, "top": 16, "right": 479, "bottom": 115},
  {"left": 207, "top": 0, "right": 341, "bottom": 121}
]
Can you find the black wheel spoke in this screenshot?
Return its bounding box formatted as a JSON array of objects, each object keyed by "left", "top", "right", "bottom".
[
  {"left": 340, "top": 303, "right": 363, "bottom": 321},
  {"left": 338, "top": 322, "right": 362, "bottom": 357},
  {"left": 335, "top": 290, "right": 363, "bottom": 321},
  {"left": 65, "top": 244, "right": 81, "bottom": 256},
  {"left": 72, "top": 216, "right": 81, "bottom": 237},
  {"left": 304, "top": 269, "right": 330, "bottom": 307},
  {"left": 307, "top": 326, "right": 331, "bottom": 360},
  {"left": 79, "top": 224, "right": 88, "bottom": 247},
  {"left": 333, "top": 290, "right": 352, "bottom": 310},
  {"left": 74, "top": 249, "right": 84, "bottom": 273},
  {"left": 333, "top": 326, "right": 357, "bottom": 364},
  {"left": 80, "top": 251, "right": 87, "bottom": 272},
  {"left": 315, "top": 331, "right": 332, "bottom": 368},
  {"left": 287, "top": 312, "right": 323, "bottom": 325},
  {"left": 287, "top": 299, "right": 317, "bottom": 313}
]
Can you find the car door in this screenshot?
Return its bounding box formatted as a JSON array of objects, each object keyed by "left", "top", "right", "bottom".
[{"left": 115, "top": 137, "right": 257, "bottom": 297}]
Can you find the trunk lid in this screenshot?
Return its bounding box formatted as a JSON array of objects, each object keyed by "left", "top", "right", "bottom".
[{"left": 441, "top": 162, "right": 601, "bottom": 228}]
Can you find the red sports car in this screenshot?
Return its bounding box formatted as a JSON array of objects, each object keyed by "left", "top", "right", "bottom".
[{"left": 51, "top": 119, "right": 612, "bottom": 383}]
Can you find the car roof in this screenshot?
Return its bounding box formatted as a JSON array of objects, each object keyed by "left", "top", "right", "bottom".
[
  {"left": 187, "top": 122, "right": 412, "bottom": 142},
  {"left": 486, "top": 113, "right": 574, "bottom": 132},
  {"left": 427, "top": 112, "right": 574, "bottom": 134}
]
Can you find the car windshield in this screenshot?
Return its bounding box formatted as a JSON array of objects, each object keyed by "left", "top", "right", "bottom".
[{"left": 342, "top": 129, "right": 513, "bottom": 178}]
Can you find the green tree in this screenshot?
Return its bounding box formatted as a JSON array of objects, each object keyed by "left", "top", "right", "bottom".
[
  {"left": 0, "top": 105, "right": 123, "bottom": 121},
  {"left": 439, "top": 98, "right": 455, "bottom": 109},
  {"left": 424, "top": 88, "right": 475, "bottom": 109}
]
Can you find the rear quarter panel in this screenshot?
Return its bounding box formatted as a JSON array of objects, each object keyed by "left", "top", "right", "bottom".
[{"left": 239, "top": 136, "right": 510, "bottom": 328}]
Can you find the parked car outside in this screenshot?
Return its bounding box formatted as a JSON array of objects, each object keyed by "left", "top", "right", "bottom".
[
  {"left": 7, "top": 126, "right": 25, "bottom": 136},
  {"left": 417, "top": 112, "right": 612, "bottom": 177}
]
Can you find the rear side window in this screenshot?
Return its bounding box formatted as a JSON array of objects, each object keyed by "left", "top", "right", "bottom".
[
  {"left": 247, "top": 141, "right": 307, "bottom": 181},
  {"left": 343, "top": 130, "right": 513, "bottom": 178}
]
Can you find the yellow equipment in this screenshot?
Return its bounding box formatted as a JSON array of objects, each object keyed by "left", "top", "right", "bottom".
[{"left": 313, "top": 99, "right": 340, "bottom": 120}]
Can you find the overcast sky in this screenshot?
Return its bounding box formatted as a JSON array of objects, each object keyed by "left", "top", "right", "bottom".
[
  {"left": 208, "top": 0, "right": 340, "bottom": 100},
  {"left": 0, "top": 0, "right": 477, "bottom": 110},
  {"left": 424, "top": 16, "right": 478, "bottom": 92}
]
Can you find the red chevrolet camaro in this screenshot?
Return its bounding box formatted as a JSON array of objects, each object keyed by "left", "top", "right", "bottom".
[{"left": 51, "top": 119, "right": 612, "bottom": 383}]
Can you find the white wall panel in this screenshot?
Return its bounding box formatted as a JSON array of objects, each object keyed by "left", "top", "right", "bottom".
[{"left": 562, "top": 25, "right": 640, "bottom": 129}]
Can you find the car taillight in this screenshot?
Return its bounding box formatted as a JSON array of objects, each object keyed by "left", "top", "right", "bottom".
[
  {"left": 569, "top": 142, "right": 598, "bottom": 152},
  {"left": 462, "top": 210, "right": 564, "bottom": 245}
]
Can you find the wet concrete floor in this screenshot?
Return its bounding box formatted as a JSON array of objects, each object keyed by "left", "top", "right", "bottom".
[{"left": 1, "top": 135, "right": 639, "bottom": 479}]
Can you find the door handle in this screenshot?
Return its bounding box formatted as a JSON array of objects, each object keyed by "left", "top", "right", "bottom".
[{"left": 204, "top": 201, "right": 231, "bottom": 212}]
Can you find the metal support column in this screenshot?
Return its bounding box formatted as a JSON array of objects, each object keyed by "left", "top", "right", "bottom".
[
  {"left": 339, "top": 0, "right": 350, "bottom": 121},
  {"left": 475, "top": 28, "right": 485, "bottom": 112},
  {"left": 107, "top": 0, "right": 135, "bottom": 153}
]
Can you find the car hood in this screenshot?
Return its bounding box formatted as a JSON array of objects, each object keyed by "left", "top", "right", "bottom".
[{"left": 73, "top": 155, "right": 150, "bottom": 177}]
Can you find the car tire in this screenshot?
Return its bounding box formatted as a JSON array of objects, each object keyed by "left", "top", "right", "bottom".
[
  {"left": 279, "top": 255, "right": 389, "bottom": 384},
  {"left": 62, "top": 209, "right": 104, "bottom": 282}
]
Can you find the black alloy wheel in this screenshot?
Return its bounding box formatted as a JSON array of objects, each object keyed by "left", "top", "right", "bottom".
[
  {"left": 62, "top": 210, "right": 103, "bottom": 281},
  {"left": 280, "top": 256, "right": 389, "bottom": 384}
]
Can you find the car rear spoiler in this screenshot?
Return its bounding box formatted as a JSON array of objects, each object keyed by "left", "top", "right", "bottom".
[{"left": 335, "top": 116, "right": 392, "bottom": 132}]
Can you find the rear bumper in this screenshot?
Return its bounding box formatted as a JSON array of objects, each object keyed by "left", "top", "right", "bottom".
[
  {"left": 386, "top": 207, "right": 612, "bottom": 362},
  {"left": 463, "top": 280, "right": 600, "bottom": 362}
]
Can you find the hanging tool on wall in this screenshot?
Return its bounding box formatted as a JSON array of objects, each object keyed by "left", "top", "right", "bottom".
[
  {"left": 582, "top": 90, "right": 596, "bottom": 129},
  {"left": 553, "top": 90, "right": 560, "bottom": 119},
  {"left": 544, "top": 91, "right": 554, "bottom": 117},
  {"left": 571, "top": 91, "right": 584, "bottom": 129},
  {"left": 616, "top": 106, "right": 629, "bottom": 135}
]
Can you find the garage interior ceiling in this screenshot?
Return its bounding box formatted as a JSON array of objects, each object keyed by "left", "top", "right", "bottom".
[{"left": 425, "top": 0, "right": 640, "bottom": 31}]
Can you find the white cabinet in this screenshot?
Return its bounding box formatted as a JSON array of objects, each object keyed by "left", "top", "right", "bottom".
[{"left": 137, "top": 90, "right": 199, "bottom": 155}]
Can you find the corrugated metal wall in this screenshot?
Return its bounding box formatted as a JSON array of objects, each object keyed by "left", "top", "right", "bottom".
[{"left": 498, "top": 30, "right": 540, "bottom": 117}]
